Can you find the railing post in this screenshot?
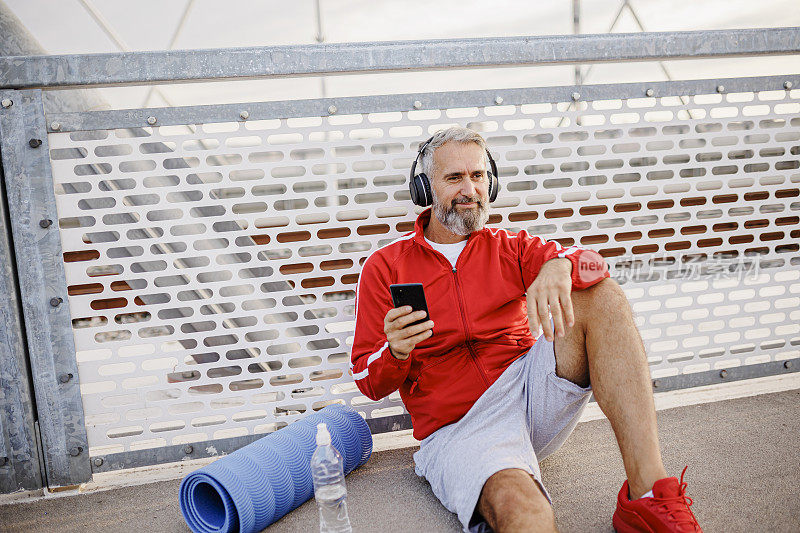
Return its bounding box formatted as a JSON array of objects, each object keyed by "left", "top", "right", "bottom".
[
  {"left": 0, "top": 93, "right": 43, "bottom": 493},
  {"left": 0, "top": 89, "right": 90, "bottom": 488}
]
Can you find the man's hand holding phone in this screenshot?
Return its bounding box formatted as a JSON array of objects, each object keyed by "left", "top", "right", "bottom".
[{"left": 383, "top": 306, "right": 434, "bottom": 360}]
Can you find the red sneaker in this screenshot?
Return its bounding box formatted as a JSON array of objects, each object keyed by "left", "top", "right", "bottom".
[{"left": 612, "top": 466, "right": 702, "bottom": 532}]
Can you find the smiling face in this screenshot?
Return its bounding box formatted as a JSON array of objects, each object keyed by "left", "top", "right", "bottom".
[{"left": 428, "top": 141, "right": 490, "bottom": 239}]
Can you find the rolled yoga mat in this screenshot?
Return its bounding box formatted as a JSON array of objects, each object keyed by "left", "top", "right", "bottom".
[{"left": 179, "top": 403, "right": 373, "bottom": 533}]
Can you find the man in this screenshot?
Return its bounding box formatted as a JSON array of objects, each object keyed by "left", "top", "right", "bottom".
[{"left": 350, "top": 127, "right": 701, "bottom": 532}]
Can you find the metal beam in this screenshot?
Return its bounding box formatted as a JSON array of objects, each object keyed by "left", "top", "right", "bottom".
[
  {"left": 44, "top": 74, "right": 800, "bottom": 133},
  {"left": 1, "top": 27, "right": 798, "bottom": 90},
  {"left": 0, "top": 89, "right": 91, "bottom": 487},
  {"left": 0, "top": 105, "right": 43, "bottom": 493}
]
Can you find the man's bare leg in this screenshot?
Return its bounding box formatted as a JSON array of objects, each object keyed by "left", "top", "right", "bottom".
[
  {"left": 552, "top": 277, "right": 667, "bottom": 499},
  {"left": 476, "top": 468, "right": 557, "bottom": 532}
]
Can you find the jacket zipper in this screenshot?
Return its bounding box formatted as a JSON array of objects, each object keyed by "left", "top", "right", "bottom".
[
  {"left": 452, "top": 266, "right": 491, "bottom": 388},
  {"left": 408, "top": 233, "right": 488, "bottom": 394}
]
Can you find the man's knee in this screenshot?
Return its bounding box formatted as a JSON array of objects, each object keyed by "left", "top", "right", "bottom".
[
  {"left": 572, "top": 277, "right": 629, "bottom": 321},
  {"left": 476, "top": 468, "right": 553, "bottom": 528}
]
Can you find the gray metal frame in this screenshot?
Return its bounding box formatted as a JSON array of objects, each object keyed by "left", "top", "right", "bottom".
[
  {"left": 0, "top": 89, "right": 90, "bottom": 488},
  {"left": 1, "top": 28, "right": 798, "bottom": 89},
  {"left": 46, "top": 74, "right": 800, "bottom": 133},
  {"left": 0, "top": 126, "right": 43, "bottom": 492}
]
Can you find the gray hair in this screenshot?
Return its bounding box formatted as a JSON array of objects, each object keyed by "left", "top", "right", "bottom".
[{"left": 419, "top": 126, "right": 488, "bottom": 180}]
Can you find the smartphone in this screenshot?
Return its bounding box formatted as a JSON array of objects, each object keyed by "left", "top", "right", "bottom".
[{"left": 389, "top": 283, "right": 430, "bottom": 328}]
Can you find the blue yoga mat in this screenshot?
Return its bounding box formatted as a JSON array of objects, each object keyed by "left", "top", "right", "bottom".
[{"left": 179, "top": 403, "right": 373, "bottom": 533}]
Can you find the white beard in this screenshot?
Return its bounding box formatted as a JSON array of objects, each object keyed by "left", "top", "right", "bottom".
[{"left": 431, "top": 188, "right": 490, "bottom": 235}]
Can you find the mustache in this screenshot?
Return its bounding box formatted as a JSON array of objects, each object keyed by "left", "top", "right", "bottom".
[{"left": 452, "top": 196, "right": 481, "bottom": 206}]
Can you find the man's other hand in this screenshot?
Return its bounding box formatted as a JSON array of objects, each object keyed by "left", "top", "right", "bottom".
[
  {"left": 384, "top": 306, "right": 434, "bottom": 360},
  {"left": 526, "top": 258, "right": 574, "bottom": 342}
]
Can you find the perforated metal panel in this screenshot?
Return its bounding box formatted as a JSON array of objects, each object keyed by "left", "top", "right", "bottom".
[{"left": 46, "top": 84, "right": 800, "bottom": 456}]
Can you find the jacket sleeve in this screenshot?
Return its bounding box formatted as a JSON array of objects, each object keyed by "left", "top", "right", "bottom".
[
  {"left": 349, "top": 253, "right": 412, "bottom": 401},
  {"left": 518, "top": 231, "right": 610, "bottom": 291}
]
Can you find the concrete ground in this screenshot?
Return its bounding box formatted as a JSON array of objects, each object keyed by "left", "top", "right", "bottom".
[{"left": 1, "top": 389, "right": 798, "bottom": 532}]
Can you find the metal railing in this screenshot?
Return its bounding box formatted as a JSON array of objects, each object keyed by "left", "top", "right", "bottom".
[{"left": 1, "top": 28, "right": 798, "bottom": 492}]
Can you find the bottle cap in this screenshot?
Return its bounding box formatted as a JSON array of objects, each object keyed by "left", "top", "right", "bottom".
[{"left": 316, "top": 422, "right": 331, "bottom": 446}]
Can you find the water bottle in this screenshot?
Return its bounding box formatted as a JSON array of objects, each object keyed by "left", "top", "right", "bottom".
[{"left": 311, "top": 422, "right": 353, "bottom": 533}]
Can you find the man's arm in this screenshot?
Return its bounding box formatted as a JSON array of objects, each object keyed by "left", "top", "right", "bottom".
[
  {"left": 518, "top": 233, "right": 609, "bottom": 291},
  {"left": 517, "top": 232, "right": 610, "bottom": 341},
  {"left": 350, "top": 255, "right": 433, "bottom": 401}
]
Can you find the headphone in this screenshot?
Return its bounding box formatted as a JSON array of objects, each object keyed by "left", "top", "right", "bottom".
[{"left": 408, "top": 135, "right": 500, "bottom": 207}]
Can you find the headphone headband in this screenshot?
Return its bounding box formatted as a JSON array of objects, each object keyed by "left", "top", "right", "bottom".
[{"left": 408, "top": 135, "right": 434, "bottom": 182}]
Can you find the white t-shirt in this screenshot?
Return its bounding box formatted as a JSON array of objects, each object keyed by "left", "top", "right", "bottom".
[{"left": 424, "top": 236, "right": 468, "bottom": 268}]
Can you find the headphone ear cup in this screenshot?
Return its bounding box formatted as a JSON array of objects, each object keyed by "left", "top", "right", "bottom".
[
  {"left": 488, "top": 172, "right": 499, "bottom": 202},
  {"left": 410, "top": 173, "right": 432, "bottom": 207},
  {"left": 485, "top": 148, "right": 499, "bottom": 203},
  {"left": 409, "top": 174, "right": 420, "bottom": 206},
  {"left": 418, "top": 173, "right": 432, "bottom": 207}
]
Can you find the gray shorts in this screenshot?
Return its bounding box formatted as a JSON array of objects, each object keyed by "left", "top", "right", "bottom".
[{"left": 412, "top": 321, "right": 593, "bottom": 533}]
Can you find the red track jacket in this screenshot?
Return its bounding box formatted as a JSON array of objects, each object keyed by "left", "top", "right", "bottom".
[{"left": 350, "top": 208, "right": 610, "bottom": 440}]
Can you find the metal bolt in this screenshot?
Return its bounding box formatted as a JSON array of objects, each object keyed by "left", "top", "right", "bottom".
[
  {"left": 494, "top": 95, "right": 504, "bottom": 105},
  {"left": 652, "top": 379, "right": 660, "bottom": 389},
  {"left": 327, "top": 105, "right": 337, "bottom": 115},
  {"left": 50, "top": 121, "right": 61, "bottom": 131},
  {"left": 183, "top": 445, "right": 194, "bottom": 455},
  {"left": 719, "top": 369, "right": 728, "bottom": 378},
  {"left": 69, "top": 447, "right": 81, "bottom": 457},
  {"left": 412, "top": 100, "right": 422, "bottom": 110},
  {"left": 784, "top": 360, "right": 793, "bottom": 369},
  {"left": 784, "top": 81, "right": 793, "bottom": 90},
  {"left": 58, "top": 373, "right": 72, "bottom": 384},
  {"left": 93, "top": 457, "right": 104, "bottom": 467},
  {"left": 39, "top": 219, "right": 53, "bottom": 228},
  {"left": 239, "top": 110, "right": 249, "bottom": 120},
  {"left": 29, "top": 138, "right": 42, "bottom": 148},
  {"left": 146, "top": 116, "right": 157, "bottom": 125},
  {"left": 716, "top": 85, "right": 725, "bottom": 93},
  {"left": 645, "top": 88, "right": 655, "bottom": 97},
  {"left": 49, "top": 297, "right": 62, "bottom": 307},
  {"left": 1, "top": 99, "right": 12, "bottom": 109},
  {"left": 571, "top": 92, "right": 581, "bottom": 101}
]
